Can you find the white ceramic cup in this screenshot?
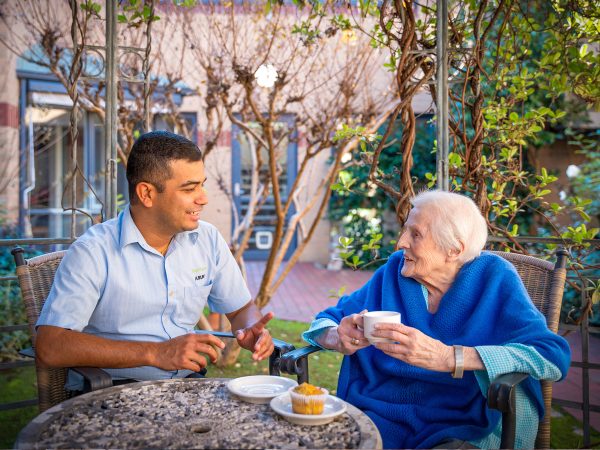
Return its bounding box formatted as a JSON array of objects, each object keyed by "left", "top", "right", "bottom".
[{"left": 363, "top": 311, "right": 401, "bottom": 344}]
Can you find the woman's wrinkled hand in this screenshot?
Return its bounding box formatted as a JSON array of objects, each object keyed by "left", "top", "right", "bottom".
[
  {"left": 335, "top": 310, "right": 371, "bottom": 355},
  {"left": 371, "top": 323, "right": 454, "bottom": 372}
]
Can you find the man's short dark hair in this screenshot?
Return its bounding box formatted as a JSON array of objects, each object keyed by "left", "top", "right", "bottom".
[{"left": 127, "top": 131, "right": 203, "bottom": 203}]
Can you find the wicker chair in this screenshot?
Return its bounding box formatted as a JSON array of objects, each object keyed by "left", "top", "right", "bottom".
[
  {"left": 487, "top": 249, "right": 568, "bottom": 449},
  {"left": 11, "top": 246, "right": 296, "bottom": 413},
  {"left": 11, "top": 247, "right": 113, "bottom": 412},
  {"left": 278, "top": 249, "right": 568, "bottom": 449}
]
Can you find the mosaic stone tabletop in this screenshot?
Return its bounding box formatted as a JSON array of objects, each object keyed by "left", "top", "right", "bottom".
[{"left": 16, "top": 378, "right": 381, "bottom": 449}]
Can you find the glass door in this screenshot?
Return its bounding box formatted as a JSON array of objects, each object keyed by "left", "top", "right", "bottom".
[{"left": 231, "top": 116, "right": 297, "bottom": 260}]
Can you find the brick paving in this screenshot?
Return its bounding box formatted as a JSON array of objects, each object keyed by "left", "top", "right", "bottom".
[
  {"left": 246, "top": 261, "right": 372, "bottom": 323},
  {"left": 246, "top": 261, "right": 599, "bottom": 432}
]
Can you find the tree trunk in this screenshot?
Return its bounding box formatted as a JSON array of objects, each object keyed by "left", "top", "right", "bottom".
[
  {"left": 196, "top": 314, "right": 223, "bottom": 362},
  {"left": 217, "top": 340, "right": 242, "bottom": 368}
]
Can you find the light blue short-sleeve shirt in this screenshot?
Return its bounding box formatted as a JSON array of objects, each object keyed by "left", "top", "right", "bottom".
[{"left": 37, "top": 206, "right": 251, "bottom": 382}]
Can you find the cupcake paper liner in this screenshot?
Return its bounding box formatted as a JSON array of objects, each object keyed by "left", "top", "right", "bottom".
[{"left": 288, "top": 386, "right": 329, "bottom": 415}]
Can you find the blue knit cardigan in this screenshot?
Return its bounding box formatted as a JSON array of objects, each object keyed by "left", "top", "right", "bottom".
[{"left": 315, "top": 251, "right": 571, "bottom": 449}]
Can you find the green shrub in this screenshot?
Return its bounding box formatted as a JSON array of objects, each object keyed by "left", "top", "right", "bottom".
[{"left": 0, "top": 225, "right": 42, "bottom": 361}]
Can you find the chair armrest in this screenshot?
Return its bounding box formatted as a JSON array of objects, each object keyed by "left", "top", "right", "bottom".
[
  {"left": 195, "top": 330, "right": 296, "bottom": 379},
  {"left": 20, "top": 346, "right": 113, "bottom": 393},
  {"left": 197, "top": 330, "right": 236, "bottom": 340},
  {"left": 72, "top": 367, "right": 114, "bottom": 393},
  {"left": 278, "top": 345, "right": 323, "bottom": 384},
  {"left": 19, "top": 347, "right": 35, "bottom": 358},
  {"left": 196, "top": 330, "right": 294, "bottom": 352},
  {"left": 487, "top": 372, "right": 529, "bottom": 449}
]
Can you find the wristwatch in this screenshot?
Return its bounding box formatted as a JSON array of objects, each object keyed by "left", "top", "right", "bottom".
[{"left": 451, "top": 344, "right": 464, "bottom": 379}]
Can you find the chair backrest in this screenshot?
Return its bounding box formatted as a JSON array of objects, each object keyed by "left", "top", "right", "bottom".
[
  {"left": 12, "top": 247, "right": 69, "bottom": 412},
  {"left": 489, "top": 249, "right": 568, "bottom": 449}
]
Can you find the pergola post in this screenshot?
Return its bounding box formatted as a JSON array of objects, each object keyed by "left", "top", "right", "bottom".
[
  {"left": 104, "top": 0, "right": 118, "bottom": 219},
  {"left": 436, "top": 0, "right": 449, "bottom": 191}
]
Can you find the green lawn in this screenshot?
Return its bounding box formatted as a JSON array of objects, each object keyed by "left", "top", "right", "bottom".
[
  {"left": 0, "top": 366, "right": 38, "bottom": 449},
  {"left": 550, "top": 405, "right": 600, "bottom": 449},
  {"left": 1, "top": 318, "right": 598, "bottom": 448},
  {"left": 205, "top": 317, "right": 344, "bottom": 393}
]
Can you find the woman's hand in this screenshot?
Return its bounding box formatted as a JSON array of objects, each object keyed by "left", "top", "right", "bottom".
[
  {"left": 335, "top": 310, "right": 371, "bottom": 355},
  {"left": 371, "top": 323, "right": 454, "bottom": 372},
  {"left": 318, "top": 310, "right": 370, "bottom": 355}
]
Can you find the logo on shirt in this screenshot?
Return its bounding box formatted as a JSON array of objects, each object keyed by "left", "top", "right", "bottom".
[{"left": 192, "top": 266, "right": 207, "bottom": 282}]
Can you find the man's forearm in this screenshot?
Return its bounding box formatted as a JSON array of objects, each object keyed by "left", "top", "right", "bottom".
[
  {"left": 36, "top": 325, "right": 158, "bottom": 369},
  {"left": 226, "top": 301, "right": 262, "bottom": 332}
]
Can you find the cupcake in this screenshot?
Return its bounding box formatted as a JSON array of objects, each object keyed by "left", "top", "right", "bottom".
[{"left": 289, "top": 382, "right": 329, "bottom": 415}]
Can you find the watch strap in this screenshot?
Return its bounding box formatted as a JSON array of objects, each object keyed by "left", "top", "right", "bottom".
[{"left": 451, "top": 344, "right": 464, "bottom": 379}]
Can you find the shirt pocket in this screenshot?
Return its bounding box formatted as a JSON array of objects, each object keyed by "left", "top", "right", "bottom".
[{"left": 177, "top": 284, "right": 213, "bottom": 329}]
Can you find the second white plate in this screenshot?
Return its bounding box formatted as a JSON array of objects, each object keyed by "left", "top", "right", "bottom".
[
  {"left": 270, "top": 393, "right": 347, "bottom": 426},
  {"left": 227, "top": 375, "right": 298, "bottom": 404}
]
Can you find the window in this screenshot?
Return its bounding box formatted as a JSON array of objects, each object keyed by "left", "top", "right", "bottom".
[{"left": 23, "top": 104, "right": 107, "bottom": 238}]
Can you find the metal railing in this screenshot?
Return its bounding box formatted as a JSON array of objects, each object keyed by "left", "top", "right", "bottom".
[
  {"left": 554, "top": 277, "right": 600, "bottom": 447},
  {"left": 0, "top": 236, "right": 598, "bottom": 445}
]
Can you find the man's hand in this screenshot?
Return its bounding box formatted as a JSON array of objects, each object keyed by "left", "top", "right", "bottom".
[
  {"left": 35, "top": 325, "right": 228, "bottom": 372},
  {"left": 235, "top": 312, "right": 274, "bottom": 361},
  {"left": 152, "top": 333, "right": 226, "bottom": 372}
]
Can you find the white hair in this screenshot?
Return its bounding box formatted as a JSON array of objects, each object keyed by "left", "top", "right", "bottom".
[{"left": 410, "top": 190, "right": 488, "bottom": 264}]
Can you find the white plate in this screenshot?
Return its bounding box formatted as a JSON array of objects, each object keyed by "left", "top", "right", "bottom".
[
  {"left": 270, "top": 393, "right": 347, "bottom": 426},
  {"left": 227, "top": 375, "right": 298, "bottom": 404}
]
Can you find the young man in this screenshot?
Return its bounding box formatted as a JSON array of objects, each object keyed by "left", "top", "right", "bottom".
[{"left": 36, "top": 131, "right": 274, "bottom": 385}]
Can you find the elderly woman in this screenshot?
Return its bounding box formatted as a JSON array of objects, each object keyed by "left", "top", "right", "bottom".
[{"left": 303, "top": 190, "right": 570, "bottom": 449}]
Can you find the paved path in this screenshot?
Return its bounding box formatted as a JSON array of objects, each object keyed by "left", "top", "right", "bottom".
[
  {"left": 246, "top": 261, "right": 599, "bottom": 432},
  {"left": 246, "top": 261, "right": 372, "bottom": 323}
]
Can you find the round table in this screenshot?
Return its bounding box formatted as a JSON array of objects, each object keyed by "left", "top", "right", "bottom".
[{"left": 16, "top": 378, "right": 382, "bottom": 449}]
